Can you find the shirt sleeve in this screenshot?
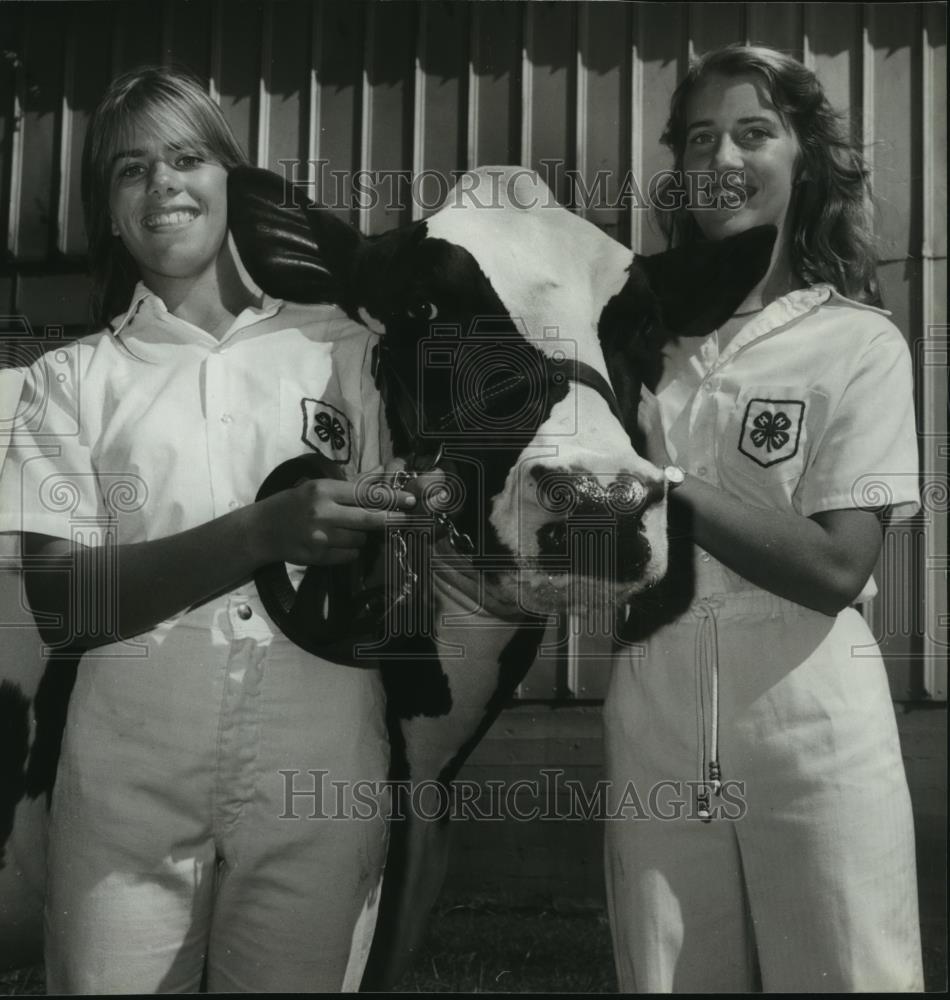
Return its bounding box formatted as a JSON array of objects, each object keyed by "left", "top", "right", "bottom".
[
  {"left": 797, "top": 325, "right": 920, "bottom": 521},
  {"left": 0, "top": 351, "right": 103, "bottom": 540}
]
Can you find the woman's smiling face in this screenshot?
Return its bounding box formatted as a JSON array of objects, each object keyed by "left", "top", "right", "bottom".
[
  {"left": 108, "top": 127, "right": 229, "bottom": 288},
  {"left": 682, "top": 72, "right": 801, "bottom": 243}
]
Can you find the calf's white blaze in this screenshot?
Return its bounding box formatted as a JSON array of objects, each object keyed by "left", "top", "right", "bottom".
[{"left": 426, "top": 169, "right": 668, "bottom": 604}]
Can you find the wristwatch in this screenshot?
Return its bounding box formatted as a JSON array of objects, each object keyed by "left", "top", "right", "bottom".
[{"left": 663, "top": 465, "right": 686, "bottom": 491}]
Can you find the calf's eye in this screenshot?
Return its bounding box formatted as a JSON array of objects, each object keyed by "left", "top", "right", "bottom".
[{"left": 407, "top": 300, "right": 438, "bottom": 320}]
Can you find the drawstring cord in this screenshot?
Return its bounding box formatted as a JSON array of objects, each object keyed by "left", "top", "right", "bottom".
[{"left": 694, "top": 599, "right": 723, "bottom": 822}]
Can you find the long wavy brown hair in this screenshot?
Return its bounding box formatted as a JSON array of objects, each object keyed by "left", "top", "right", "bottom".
[
  {"left": 81, "top": 66, "right": 249, "bottom": 327},
  {"left": 654, "top": 44, "right": 879, "bottom": 302}
]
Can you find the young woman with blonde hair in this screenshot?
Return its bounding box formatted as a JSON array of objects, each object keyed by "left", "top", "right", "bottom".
[{"left": 0, "top": 66, "right": 415, "bottom": 992}]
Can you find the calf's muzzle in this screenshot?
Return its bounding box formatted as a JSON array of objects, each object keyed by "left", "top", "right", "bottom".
[{"left": 532, "top": 468, "right": 664, "bottom": 582}]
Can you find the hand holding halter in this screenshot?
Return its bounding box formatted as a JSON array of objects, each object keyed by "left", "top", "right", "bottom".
[
  {"left": 253, "top": 452, "right": 391, "bottom": 665},
  {"left": 252, "top": 448, "right": 473, "bottom": 666}
]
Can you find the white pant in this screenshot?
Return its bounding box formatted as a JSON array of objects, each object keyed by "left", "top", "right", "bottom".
[
  {"left": 45, "top": 591, "right": 389, "bottom": 993},
  {"left": 604, "top": 593, "right": 923, "bottom": 992}
]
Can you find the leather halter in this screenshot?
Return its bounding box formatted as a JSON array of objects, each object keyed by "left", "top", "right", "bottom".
[
  {"left": 253, "top": 346, "right": 625, "bottom": 665},
  {"left": 378, "top": 340, "right": 624, "bottom": 463}
]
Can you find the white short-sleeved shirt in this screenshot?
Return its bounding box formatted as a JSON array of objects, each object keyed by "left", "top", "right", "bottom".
[
  {"left": 657, "top": 283, "right": 920, "bottom": 602},
  {"left": 0, "top": 283, "right": 389, "bottom": 547}
]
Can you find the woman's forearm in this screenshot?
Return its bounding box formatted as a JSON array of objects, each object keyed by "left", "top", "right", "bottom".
[
  {"left": 24, "top": 503, "right": 270, "bottom": 650},
  {"left": 670, "top": 474, "right": 883, "bottom": 616},
  {"left": 24, "top": 475, "right": 412, "bottom": 650}
]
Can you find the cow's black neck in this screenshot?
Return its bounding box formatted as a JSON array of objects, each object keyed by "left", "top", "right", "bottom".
[{"left": 596, "top": 265, "right": 669, "bottom": 452}]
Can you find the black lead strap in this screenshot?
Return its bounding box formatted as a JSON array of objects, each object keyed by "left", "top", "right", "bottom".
[
  {"left": 563, "top": 359, "right": 623, "bottom": 422},
  {"left": 380, "top": 345, "right": 624, "bottom": 452}
]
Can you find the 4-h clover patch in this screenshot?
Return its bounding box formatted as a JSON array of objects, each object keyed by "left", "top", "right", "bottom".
[
  {"left": 738, "top": 398, "right": 805, "bottom": 467},
  {"left": 300, "top": 398, "right": 352, "bottom": 464}
]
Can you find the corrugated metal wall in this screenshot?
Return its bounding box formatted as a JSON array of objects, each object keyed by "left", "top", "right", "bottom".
[{"left": 0, "top": 0, "right": 945, "bottom": 700}]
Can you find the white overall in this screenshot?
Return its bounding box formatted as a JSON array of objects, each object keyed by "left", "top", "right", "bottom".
[{"left": 603, "top": 287, "right": 924, "bottom": 992}]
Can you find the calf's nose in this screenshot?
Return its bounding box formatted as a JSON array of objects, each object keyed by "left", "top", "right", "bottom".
[
  {"left": 532, "top": 468, "right": 662, "bottom": 581},
  {"left": 531, "top": 467, "right": 662, "bottom": 519}
]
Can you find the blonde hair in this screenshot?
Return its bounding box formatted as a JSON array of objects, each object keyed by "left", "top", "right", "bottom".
[{"left": 81, "top": 66, "right": 249, "bottom": 325}]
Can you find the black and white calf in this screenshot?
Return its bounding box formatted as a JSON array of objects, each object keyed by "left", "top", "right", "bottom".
[
  {"left": 0, "top": 165, "right": 773, "bottom": 984},
  {"left": 227, "top": 164, "right": 774, "bottom": 987},
  {"left": 230, "top": 166, "right": 773, "bottom": 608}
]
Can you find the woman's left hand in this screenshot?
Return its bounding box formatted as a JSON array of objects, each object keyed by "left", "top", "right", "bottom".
[{"left": 638, "top": 386, "right": 672, "bottom": 468}]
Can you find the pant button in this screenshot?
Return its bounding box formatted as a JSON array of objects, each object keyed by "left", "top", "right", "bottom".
[{"left": 237, "top": 604, "right": 253, "bottom": 620}]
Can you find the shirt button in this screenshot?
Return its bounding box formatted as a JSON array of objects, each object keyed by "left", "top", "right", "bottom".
[
  {"left": 237, "top": 604, "right": 252, "bottom": 620},
  {"left": 220, "top": 413, "right": 233, "bottom": 424},
  {"left": 696, "top": 466, "right": 708, "bottom": 477},
  {"left": 228, "top": 500, "right": 239, "bottom": 510},
  {"left": 700, "top": 553, "right": 711, "bottom": 562}
]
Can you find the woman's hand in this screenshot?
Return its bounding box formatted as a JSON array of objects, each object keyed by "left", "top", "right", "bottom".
[
  {"left": 21, "top": 471, "right": 417, "bottom": 650},
  {"left": 638, "top": 386, "right": 673, "bottom": 468},
  {"left": 248, "top": 476, "right": 416, "bottom": 567}
]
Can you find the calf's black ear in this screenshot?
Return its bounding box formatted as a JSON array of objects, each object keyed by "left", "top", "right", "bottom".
[
  {"left": 227, "top": 166, "right": 359, "bottom": 305},
  {"left": 636, "top": 225, "right": 777, "bottom": 337}
]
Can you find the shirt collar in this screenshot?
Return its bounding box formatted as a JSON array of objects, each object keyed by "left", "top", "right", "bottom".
[
  {"left": 107, "top": 282, "right": 152, "bottom": 338},
  {"left": 712, "top": 283, "right": 836, "bottom": 370},
  {"left": 108, "top": 281, "right": 284, "bottom": 341},
  {"left": 824, "top": 286, "right": 892, "bottom": 316}
]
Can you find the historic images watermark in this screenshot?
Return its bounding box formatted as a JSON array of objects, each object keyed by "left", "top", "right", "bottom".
[
  {"left": 277, "top": 768, "right": 748, "bottom": 823},
  {"left": 276, "top": 159, "right": 749, "bottom": 214}
]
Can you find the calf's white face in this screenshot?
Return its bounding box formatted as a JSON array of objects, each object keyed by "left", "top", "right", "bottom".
[
  {"left": 423, "top": 170, "right": 668, "bottom": 609},
  {"left": 228, "top": 165, "right": 775, "bottom": 613}
]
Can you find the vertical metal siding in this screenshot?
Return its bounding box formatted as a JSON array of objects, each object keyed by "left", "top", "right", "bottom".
[
  {"left": 689, "top": 2, "right": 746, "bottom": 59},
  {"left": 0, "top": 3, "right": 18, "bottom": 315},
  {"left": 313, "top": 2, "right": 363, "bottom": 223},
  {"left": 468, "top": 2, "right": 521, "bottom": 170},
  {"left": 414, "top": 2, "right": 468, "bottom": 220},
  {"left": 803, "top": 6, "right": 862, "bottom": 144},
  {"left": 363, "top": 1, "right": 416, "bottom": 233},
  {"left": 0, "top": 0, "right": 944, "bottom": 699},
  {"left": 635, "top": 3, "right": 688, "bottom": 257},
  {"left": 215, "top": 1, "right": 263, "bottom": 167},
  {"left": 921, "top": 3, "right": 948, "bottom": 699}
]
